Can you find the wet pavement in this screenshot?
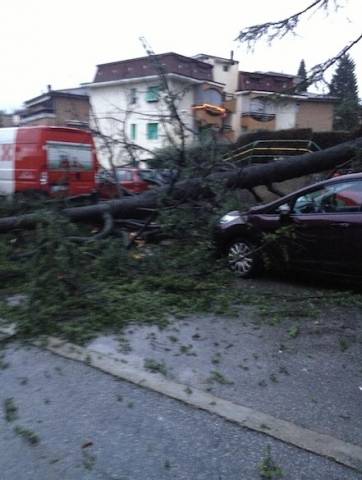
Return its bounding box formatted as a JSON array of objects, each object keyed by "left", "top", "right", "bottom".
[
  {"left": 87, "top": 278, "right": 362, "bottom": 447},
  {"left": 1, "top": 342, "right": 361, "bottom": 480}
]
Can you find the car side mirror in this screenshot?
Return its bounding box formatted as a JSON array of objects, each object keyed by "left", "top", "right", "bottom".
[{"left": 277, "top": 204, "right": 291, "bottom": 216}]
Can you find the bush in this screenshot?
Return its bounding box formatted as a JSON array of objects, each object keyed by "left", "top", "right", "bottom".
[
  {"left": 149, "top": 141, "right": 230, "bottom": 171},
  {"left": 235, "top": 128, "right": 360, "bottom": 152},
  {"left": 312, "top": 131, "right": 351, "bottom": 149}
]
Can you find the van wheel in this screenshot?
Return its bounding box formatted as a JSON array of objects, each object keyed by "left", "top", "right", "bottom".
[{"left": 227, "top": 238, "right": 262, "bottom": 278}]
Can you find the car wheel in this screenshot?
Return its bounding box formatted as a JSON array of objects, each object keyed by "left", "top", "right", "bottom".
[{"left": 227, "top": 238, "right": 262, "bottom": 278}]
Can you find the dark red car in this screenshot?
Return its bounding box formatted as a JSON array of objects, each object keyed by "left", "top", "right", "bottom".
[
  {"left": 214, "top": 173, "right": 362, "bottom": 278},
  {"left": 96, "top": 168, "right": 163, "bottom": 198}
]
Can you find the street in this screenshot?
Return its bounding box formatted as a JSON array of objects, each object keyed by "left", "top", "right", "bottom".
[{"left": 0, "top": 342, "right": 361, "bottom": 480}]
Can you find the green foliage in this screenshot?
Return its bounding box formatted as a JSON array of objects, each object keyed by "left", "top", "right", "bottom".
[
  {"left": 311, "top": 130, "right": 351, "bottom": 149},
  {"left": 207, "top": 370, "right": 234, "bottom": 385},
  {"left": 13, "top": 216, "right": 117, "bottom": 340},
  {"left": 339, "top": 337, "right": 349, "bottom": 352},
  {"left": 259, "top": 446, "right": 283, "bottom": 479},
  {"left": 1, "top": 193, "right": 362, "bottom": 346},
  {"left": 149, "top": 141, "right": 229, "bottom": 171},
  {"left": 296, "top": 59, "right": 308, "bottom": 92},
  {"left": 234, "top": 127, "right": 362, "bottom": 152},
  {"left": 329, "top": 54, "right": 359, "bottom": 131},
  {"left": 234, "top": 128, "right": 313, "bottom": 148},
  {"left": 14, "top": 426, "right": 40, "bottom": 445},
  {"left": 288, "top": 325, "right": 300, "bottom": 338},
  {"left": 3, "top": 398, "right": 18, "bottom": 422},
  {"left": 0, "top": 204, "right": 245, "bottom": 343},
  {"left": 0, "top": 351, "right": 10, "bottom": 369},
  {"left": 144, "top": 359, "right": 168, "bottom": 376}
]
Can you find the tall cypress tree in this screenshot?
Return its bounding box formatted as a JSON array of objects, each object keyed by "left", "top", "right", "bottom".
[
  {"left": 296, "top": 59, "right": 308, "bottom": 92},
  {"left": 329, "top": 54, "right": 359, "bottom": 131}
]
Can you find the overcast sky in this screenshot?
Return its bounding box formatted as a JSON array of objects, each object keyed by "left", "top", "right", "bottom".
[{"left": 1, "top": 0, "right": 361, "bottom": 112}]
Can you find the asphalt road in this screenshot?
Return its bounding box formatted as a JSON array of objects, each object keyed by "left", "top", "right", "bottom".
[
  {"left": 0, "top": 342, "right": 361, "bottom": 480},
  {"left": 88, "top": 276, "right": 362, "bottom": 447}
]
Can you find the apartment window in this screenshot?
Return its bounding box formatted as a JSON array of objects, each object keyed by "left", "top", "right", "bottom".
[
  {"left": 147, "top": 123, "right": 159, "bottom": 140},
  {"left": 130, "top": 123, "right": 137, "bottom": 141},
  {"left": 129, "top": 88, "right": 137, "bottom": 104},
  {"left": 146, "top": 86, "right": 160, "bottom": 102}
]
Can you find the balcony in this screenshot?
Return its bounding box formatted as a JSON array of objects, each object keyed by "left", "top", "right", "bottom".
[
  {"left": 192, "top": 104, "right": 226, "bottom": 128},
  {"left": 241, "top": 111, "right": 276, "bottom": 131},
  {"left": 20, "top": 107, "right": 54, "bottom": 119}
]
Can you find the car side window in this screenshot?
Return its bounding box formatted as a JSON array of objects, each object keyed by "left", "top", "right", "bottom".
[
  {"left": 116, "top": 170, "right": 132, "bottom": 181},
  {"left": 292, "top": 180, "right": 362, "bottom": 214}
]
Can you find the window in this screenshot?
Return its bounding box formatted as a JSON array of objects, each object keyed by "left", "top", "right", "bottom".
[
  {"left": 116, "top": 169, "right": 133, "bottom": 181},
  {"left": 147, "top": 123, "right": 159, "bottom": 140},
  {"left": 250, "top": 97, "right": 275, "bottom": 116},
  {"left": 250, "top": 98, "right": 266, "bottom": 113},
  {"left": 146, "top": 86, "right": 160, "bottom": 102},
  {"left": 223, "top": 65, "right": 229, "bottom": 72},
  {"left": 130, "top": 124, "right": 137, "bottom": 141},
  {"left": 129, "top": 88, "right": 137, "bottom": 104},
  {"left": 292, "top": 181, "right": 362, "bottom": 214}
]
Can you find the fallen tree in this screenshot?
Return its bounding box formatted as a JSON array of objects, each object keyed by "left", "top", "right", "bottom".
[{"left": 0, "top": 137, "right": 361, "bottom": 233}]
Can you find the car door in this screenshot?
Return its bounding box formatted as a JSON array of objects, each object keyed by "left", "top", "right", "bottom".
[
  {"left": 287, "top": 179, "right": 362, "bottom": 274},
  {"left": 117, "top": 169, "right": 134, "bottom": 193}
]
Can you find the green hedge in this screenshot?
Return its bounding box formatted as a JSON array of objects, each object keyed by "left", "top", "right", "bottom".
[
  {"left": 234, "top": 127, "right": 362, "bottom": 151},
  {"left": 149, "top": 127, "right": 362, "bottom": 170}
]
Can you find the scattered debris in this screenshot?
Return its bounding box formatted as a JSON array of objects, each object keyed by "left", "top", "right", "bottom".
[
  {"left": 3, "top": 398, "right": 18, "bottom": 422},
  {"left": 14, "top": 426, "right": 40, "bottom": 445},
  {"left": 144, "top": 359, "right": 168, "bottom": 376},
  {"left": 259, "top": 445, "right": 283, "bottom": 479}
]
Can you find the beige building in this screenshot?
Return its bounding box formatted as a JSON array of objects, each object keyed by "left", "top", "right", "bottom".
[
  {"left": 0, "top": 112, "right": 17, "bottom": 127},
  {"left": 295, "top": 96, "right": 335, "bottom": 131},
  {"left": 235, "top": 70, "right": 336, "bottom": 134},
  {"left": 19, "top": 86, "right": 90, "bottom": 128}
]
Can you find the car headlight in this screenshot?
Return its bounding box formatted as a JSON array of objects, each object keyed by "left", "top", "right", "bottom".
[{"left": 219, "top": 212, "right": 241, "bottom": 224}]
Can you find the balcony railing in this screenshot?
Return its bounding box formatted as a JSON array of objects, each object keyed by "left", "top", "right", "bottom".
[
  {"left": 20, "top": 107, "right": 54, "bottom": 119},
  {"left": 241, "top": 111, "right": 275, "bottom": 122}
]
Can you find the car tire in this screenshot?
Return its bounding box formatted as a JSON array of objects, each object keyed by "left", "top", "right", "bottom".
[{"left": 227, "top": 238, "right": 262, "bottom": 278}]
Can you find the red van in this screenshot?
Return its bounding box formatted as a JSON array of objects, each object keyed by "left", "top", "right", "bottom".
[{"left": 0, "top": 126, "right": 99, "bottom": 197}]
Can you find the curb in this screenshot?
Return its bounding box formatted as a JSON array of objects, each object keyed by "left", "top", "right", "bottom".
[{"left": 34, "top": 335, "right": 362, "bottom": 473}]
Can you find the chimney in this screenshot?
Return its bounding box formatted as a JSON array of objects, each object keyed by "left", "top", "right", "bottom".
[{"left": 47, "top": 84, "right": 52, "bottom": 92}]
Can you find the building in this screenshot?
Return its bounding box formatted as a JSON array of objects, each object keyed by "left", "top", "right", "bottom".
[
  {"left": 88, "top": 52, "right": 336, "bottom": 165},
  {"left": 88, "top": 52, "right": 239, "bottom": 165},
  {"left": 0, "top": 112, "right": 17, "bottom": 127},
  {"left": 236, "top": 70, "right": 336, "bottom": 133},
  {"left": 19, "top": 86, "right": 90, "bottom": 128}
]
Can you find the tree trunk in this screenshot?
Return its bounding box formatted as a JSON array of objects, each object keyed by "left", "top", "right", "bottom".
[{"left": 0, "top": 137, "right": 361, "bottom": 233}]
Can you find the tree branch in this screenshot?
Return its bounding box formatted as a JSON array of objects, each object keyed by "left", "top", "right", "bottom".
[
  {"left": 235, "top": 0, "right": 330, "bottom": 47},
  {"left": 307, "top": 32, "right": 362, "bottom": 85}
]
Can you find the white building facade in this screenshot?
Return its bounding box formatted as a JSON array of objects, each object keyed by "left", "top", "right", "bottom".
[{"left": 88, "top": 53, "right": 336, "bottom": 167}]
